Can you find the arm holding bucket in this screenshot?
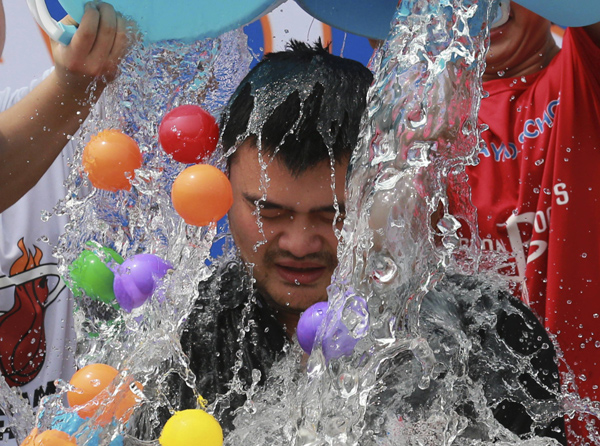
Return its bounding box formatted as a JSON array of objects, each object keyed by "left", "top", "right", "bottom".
[{"left": 0, "top": 2, "right": 129, "bottom": 213}]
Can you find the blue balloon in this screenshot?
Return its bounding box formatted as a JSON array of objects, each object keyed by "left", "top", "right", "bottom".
[
  {"left": 51, "top": 411, "right": 85, "bottom": 434},
  {"left": 54, "top": 0, "right": 282, "bottom": 42},
  {"left": 51, "top": 411, "right": 124, "bottom": 446}
]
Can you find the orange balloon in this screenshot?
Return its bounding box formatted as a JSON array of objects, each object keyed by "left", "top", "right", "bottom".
[
  {"left": 67, "top": 363, "right": 118, "bottom": 418},
  {"left": 82, "top": 129, "right": 142, "bottom": 191},
  {"left": 67, "top": 363, "right": 144, "bottom": 424},
  {"left": 171, "top": 164, "right": 233, "bottom": 226},
  {"left": 113, "top": 379, "right": 144, "bottom": 423},
  {"left": 20, "top": 428, "right": 38, "bottom": 446},
  {"left": 20, "top": 429, "right": 76, "bottom": 446}
]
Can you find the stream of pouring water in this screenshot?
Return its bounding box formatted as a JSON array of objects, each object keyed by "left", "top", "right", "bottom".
[{"left": 226, "top": 1, "right": 499, "bottom": 445}]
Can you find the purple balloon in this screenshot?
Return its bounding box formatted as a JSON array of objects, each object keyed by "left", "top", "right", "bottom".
[
  {"left": 297, "top": 301, "right": 329, "bottom": 354},
  {"left": 297, "top": 292, "right": 370, "bottom": 362},
  {"left": 113, "top": 254, "right": 172, "bottom": 312},
  {"left": 321, "top": 293, "right": 369, "bottom": 362}
]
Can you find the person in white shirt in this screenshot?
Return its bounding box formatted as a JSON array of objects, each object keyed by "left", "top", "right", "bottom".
[{"left": 0, "top": 2, "right": 128, "bottom": 443}]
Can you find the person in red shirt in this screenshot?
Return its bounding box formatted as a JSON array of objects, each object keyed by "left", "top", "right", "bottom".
[{"left": 466, "top": 3, "right": 600, "bottom": 444}]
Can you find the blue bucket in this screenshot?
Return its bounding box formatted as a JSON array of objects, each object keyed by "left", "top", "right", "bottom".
[
  {"left": 295, "top": 0, "right": 600, "bottom": 40},
  {"left": 29, "top": 0, "right": 283, "bottom": 44}
]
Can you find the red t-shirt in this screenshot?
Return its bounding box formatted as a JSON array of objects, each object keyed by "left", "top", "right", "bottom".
[{"left": 469, "top": 28, "right": 600, "bottom": 442}]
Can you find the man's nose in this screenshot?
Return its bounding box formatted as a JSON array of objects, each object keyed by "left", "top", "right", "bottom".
[{"left": 277, "top": 215, "right": 324, "bottom": 258}]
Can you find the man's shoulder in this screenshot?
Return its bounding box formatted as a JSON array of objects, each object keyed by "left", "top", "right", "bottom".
[{"left": 196, "top": 259, "right": 251, "bottom": 309}]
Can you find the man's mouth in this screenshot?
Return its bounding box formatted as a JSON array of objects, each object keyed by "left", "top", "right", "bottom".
[{"left": 275, "top": 262, "right": 327, "bottom": 285}]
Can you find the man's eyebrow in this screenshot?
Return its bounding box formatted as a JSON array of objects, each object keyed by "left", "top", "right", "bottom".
[{"left": 243, "top": 193, "right": 346, "bottom": 214}]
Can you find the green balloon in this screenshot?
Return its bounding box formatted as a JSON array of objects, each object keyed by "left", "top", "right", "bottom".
[{"left": 69, "top": 246, "right": 124, "bottom": 304}]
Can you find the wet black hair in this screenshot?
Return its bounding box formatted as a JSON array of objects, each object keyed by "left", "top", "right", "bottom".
[{"left": 221, "top": 40, "right": 373, "bottom": 176}]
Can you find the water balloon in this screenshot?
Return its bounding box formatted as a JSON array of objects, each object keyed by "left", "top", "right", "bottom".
[
  {"left": 67, "top": 363, "right": 143, "bottom": 424},
  {"left": 67, "top": 363, "right": 119, "bottom": 418},
  {"left": 82, "top": 130, "right": 142, "bottom": 192},
  {"left": 69, "top": 246, "right": 124, "bottom": 304},
  {"left": 159, "top": 105, "right": 219, "bottom": 164},
  {"left": 171, "top": 164, "right": 233, "bottom": 226},
  {"left": 297, "top": 301, "right": 328, "bottom": 354},
  {"left": 321, "top": 293, "right": 369, "bottom": 362},
  {"left": 159, "top": 409, "right": 223, "bottom": 446},
  {"left": 51, "top": 411, "right": 124, "bottom": 446},
  {"left": 20, "top": 429, "right": 76, "bottom": 446},
  {"left": 113, "top": 253, "right": 172, "bottom": 312}
]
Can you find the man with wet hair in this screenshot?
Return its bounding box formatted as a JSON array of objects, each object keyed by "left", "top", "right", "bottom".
[
  {"left": 219, "top": 40, "right": 372, "bottom": 336},
  {"left": 160, "top": 40, "right": 373, "bottom": 430}
]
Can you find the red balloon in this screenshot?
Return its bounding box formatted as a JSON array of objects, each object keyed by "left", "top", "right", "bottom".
[{"left": 159, "top": 105, "right": 219, "bottom": 164}]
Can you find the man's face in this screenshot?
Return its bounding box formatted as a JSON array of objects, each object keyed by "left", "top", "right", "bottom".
[
  {"left": 485, "top": 3, "right": 553, "bottom": 79},
  {"left": 228, "top": 141, "right": 347, "bottom": 315}
]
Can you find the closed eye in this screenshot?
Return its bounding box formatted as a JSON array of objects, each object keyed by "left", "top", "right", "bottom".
[{"left": 259, "top": 208, "right": 288, "bottom": 219}]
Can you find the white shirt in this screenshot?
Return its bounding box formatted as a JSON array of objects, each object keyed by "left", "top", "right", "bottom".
[{"left": 0, "top": 72, "right": 77, "bottom": 444}]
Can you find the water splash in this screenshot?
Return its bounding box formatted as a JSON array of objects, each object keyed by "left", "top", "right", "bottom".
[
  {"left": 301, "top": 1, "right": 493, "bottom": 442},
  {"left": 227, "top": 1, "right": 599, "bottom": 444},
  {"left": 226, "top": 0, "right": 516, "bottom": 444},
  {"left": 0, "top": 28, "right": 252, "bottom": 441},
  {"left": 3, "top": 1, "right": 598, "bottom": 444}
]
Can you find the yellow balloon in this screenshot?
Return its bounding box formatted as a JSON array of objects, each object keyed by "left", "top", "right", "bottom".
[{"left": 159, "top": 409, "right": 223, "bottom": 446}]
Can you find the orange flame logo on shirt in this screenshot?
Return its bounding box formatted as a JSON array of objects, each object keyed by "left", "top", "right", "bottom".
[{"left": 0, "top": 239, "right": 49, "bottom": 387}]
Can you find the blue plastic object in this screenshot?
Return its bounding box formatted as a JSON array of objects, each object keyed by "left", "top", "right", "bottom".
[
  {"left": 31, "top": 0, "right": 282, "bottom": 44},
  {"left": 295, "top": 0, "right": 398, "bottom": 40},
  {"left": 51, "top": 411, "right": 124, "bottom": 446},
  {"left": 295, "top": 0, "right": 600, "bottom": 40},
  {"left": 516, "top": 0, "right": 600, "bottom": 27},
  {"left": 57, "top": 0, "right": 282, "bottom": 42}
]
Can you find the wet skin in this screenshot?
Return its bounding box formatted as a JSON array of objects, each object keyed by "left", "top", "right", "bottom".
[
  {"left": 484, "top": 3, "right": 559, "bottom": 81},
  {"left": 228, "top": 141, "right": 348, "bottom": 335}
]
